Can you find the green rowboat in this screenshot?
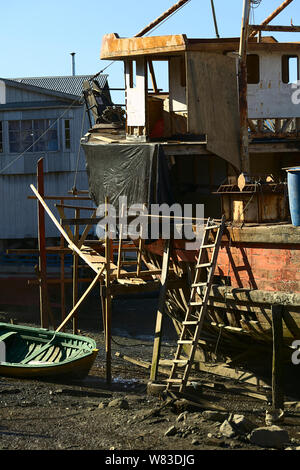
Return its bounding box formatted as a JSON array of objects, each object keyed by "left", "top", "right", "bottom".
[{"left": 0, "top": 322, "right": 98, "bottom": 380}]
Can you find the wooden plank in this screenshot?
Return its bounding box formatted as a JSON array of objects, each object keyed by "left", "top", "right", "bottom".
[
  {"left": 30, "top": 185, "right": 105, "bottom": 274},
  {"left": 249, "top": 25, "right": 300, "bottom": 33},
  {"left": 150, "top": 239, "right": 171, "bottom": 381}
]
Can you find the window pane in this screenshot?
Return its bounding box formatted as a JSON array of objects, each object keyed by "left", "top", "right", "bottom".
[
  {"left": 282, "top": 55, "right": 299, "bottom": 84},
  {"left": 8, "top": 119, "right": 58, "bottom": 153},
  {"left": 9, "top": 121, "right": 21, "bottom": 153}
]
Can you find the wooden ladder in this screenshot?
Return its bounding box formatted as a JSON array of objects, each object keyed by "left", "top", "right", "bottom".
[{"left": 166, "top": 216, "right": 226, "bottom": 393}]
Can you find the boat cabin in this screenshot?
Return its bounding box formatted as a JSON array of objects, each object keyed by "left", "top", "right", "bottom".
[
  {"left": 83, "top": 32, "right": 300, "bottom": 222},
  {"left": 100, "top": 33, "right": 300, "bottom": 157}
]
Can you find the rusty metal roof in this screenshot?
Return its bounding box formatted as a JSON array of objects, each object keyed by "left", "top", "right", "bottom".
[{"left": 11, "top": 75, "right": 108, "bottom": 98}]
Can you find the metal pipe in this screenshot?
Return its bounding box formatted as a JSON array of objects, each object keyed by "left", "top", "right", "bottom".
[
  {"left": 210, "top": 0, "right": 220, "bottom": 38},
  {"left": 249, "top": 0, "right": 294, "bottom": 38},
  {"left": 70, "top": 52, "right": 76, "bottom": 76},
  {"left": 134, "top": 0, "right": 191, "bottom": 37}
]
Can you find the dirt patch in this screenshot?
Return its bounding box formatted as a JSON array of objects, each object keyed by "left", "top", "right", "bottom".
[
  {"left": 1, "top": 325, "right": 300, "bottom": 452},
  {"left": 1, "top": 296, "right": 300, "bottom": 453}
]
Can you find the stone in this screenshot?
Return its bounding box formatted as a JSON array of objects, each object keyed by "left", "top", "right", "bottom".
[
  {"left": 220, "top": 420, "right": 236, "bottom": 438},
  {"left": 265, "top": 409, "right": 284, "bottom": 426},
  {"left": 107, "top": 398, "right": 129, "bottom": 410},
  {"left": 176, "top": 412, "right": 188, "bottom": 423},
  {"left": 98, "top": 402, "right": 108, "bottom": 409},
  {"left": 164, "top": 426, "right": 177, "bottom": 437},
  {"left": 249, "top": 426, "right": 290, "bottom": 449},
  {"left": 192, "top": 438, "right": 200, "bottom": 445},
  {"left": 202, "top": 410, "right": 228, "bottom": 422},
  {"left": 231, "top": 414, "right": 254, "bottom": 433}
]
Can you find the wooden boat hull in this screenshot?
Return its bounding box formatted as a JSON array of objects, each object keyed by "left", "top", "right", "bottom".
[
  {"left": 141, "top": 229, "right": 300, "bottom": 361},
  {"left": 0, "top": 323, "right": 98, "bottom": 380}
]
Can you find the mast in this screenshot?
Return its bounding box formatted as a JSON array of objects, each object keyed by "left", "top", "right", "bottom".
[{"left": 238, "top": 0, "right": 251, "bottom": 175}]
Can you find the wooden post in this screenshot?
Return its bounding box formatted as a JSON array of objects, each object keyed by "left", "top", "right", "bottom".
[
  {"left": 238, "top": 0, "right": 251, "bottom": 176},
  {"left": 104, "top": 197, "right": 112, "bottom": 385},
  {"left": 59, "top": 199, "right": 66, "bottom": 329},
  {"left": 72, "top": 207, "right": 80, "bottom": 334},
  {"left": 150, "top": 239, "right": 171, "bottom": 381},
  {"left": 271, "top": 305, "right": 285, "bottom": 411},
  {"left": 37, "top": 158, "right": 49, "bottom": 329}
]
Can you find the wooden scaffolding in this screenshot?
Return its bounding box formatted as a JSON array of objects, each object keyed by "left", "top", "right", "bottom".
[{"left": 22, "top": 158, "right": 225, "bottom": 391}]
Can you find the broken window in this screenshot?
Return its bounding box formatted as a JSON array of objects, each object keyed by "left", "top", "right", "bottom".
[
  {"left": 0, "top": 122, "right": 3, "bottom": 153},
  {"left": 8, "top": 119, "right": 58, "bottom": 153},
  {"left": 282, "top": 55, "right": 299, "bottom": 84},
  {"left": 147, "top": 61, "right": 169, "bottom": 94},
  {"left": 247, "top": 54, "right": 260, "bottom": 84}
]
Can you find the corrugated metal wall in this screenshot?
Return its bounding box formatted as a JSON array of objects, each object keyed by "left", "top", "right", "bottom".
[
  {"left": 0, "top": 88, "right": 94, "bottom": 240},
  {"left": 0, "top": 170, "right": 92, "bottom": 239}
]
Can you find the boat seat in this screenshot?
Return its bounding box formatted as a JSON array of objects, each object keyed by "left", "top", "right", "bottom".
[{"left": 0, "top": 331, "right": 18, "bottom": 342}]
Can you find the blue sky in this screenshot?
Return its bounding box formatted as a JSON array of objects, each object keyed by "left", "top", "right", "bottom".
[{"left": 1, "top": 0, "right": 299, "bottom": 95}]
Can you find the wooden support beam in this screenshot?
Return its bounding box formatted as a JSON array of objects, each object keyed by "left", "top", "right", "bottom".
[
  {"left": 249, "top": 25, "right": 300, "bottom": 33},
  {"left": 239, "top": 0, "right": 251, "bottom": 175},
  {"left": 37, "top": 159, "right": 49, "bottom": 329},
  {"left": 72, "top": 207, "right": 80, "bottom": 334},
  {"left": 134, "top": 0, "right": 190, "bottom": 37},
  {"left": 249, "top": 0, "right": 294, "bottom": 39},
  {"left": 148, "top": 61, "right": 158, "bottom": 94},
  {"left": 150, "top": 239, "right": 171, "bottom": 381},
  {"left": 271, "top": 305, "right": 285, "bottom": 411},
  {"left": 104, "top": 198, "right": 112, "bottom": 385},
  {"left": 59, "top": 199, "right": 66, "bottom": 329}
]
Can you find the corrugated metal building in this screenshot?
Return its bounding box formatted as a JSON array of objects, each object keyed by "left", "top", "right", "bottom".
[{"left": 0, "top": 75, "right": 108, "bottom": 243}]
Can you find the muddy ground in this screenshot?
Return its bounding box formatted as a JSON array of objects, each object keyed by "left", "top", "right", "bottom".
[{"left": 1, "top": 292, "right": 300, "bottom": 456}]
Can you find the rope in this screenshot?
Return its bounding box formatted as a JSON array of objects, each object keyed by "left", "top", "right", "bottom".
[{"left": 0, "top": 95, "right": 84, "bottom": 175}]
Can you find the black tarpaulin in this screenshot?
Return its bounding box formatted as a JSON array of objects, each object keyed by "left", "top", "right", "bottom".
[{"left": 83, "top": 143, "right": 174, "bottom": 210}]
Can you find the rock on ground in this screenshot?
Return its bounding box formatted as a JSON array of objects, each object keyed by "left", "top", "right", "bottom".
[{"left": 249, "top": 426, "right": 290, "bottom": 449}]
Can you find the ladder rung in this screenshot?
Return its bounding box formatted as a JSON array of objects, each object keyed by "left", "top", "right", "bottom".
[
  {"left": 205, "top": 224, "right": 220, "bottom": 230},
  {"left": 196, "top": 262, "right": 212, "bottom": 268},
  {"left": 189, "top": 302, "right": 203, "bottom": 306},
  {"left": 191, "top": 282, "right": 207, "bottom": 288},
  {"left": 173, "top": 359, "right": 188, "bottom": 364},
  {"left": 182, "top": 321, "right": 198, "bottom": 326},
  {"left": 119, "top": 261, "right": 137, "bottom": 265},
  {"left": 202, "top": 244, "right": 216, "bottom": 249},
  {"left": 119, "top": 246, "right": 139, "bottom": 252},
  {"left": 178, "top": 340, "right": 194, "bottom": 344},
  {"left": 167, "top": 379, "right": 183, "bottom": 383}
]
